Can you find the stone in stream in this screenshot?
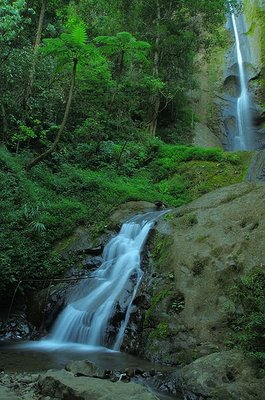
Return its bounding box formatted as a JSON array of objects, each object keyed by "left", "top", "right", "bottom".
[
  {"left": 65, "top": 360, "right": 109, "bottom": 379},
  {"left": 38, "top": 369, "right": 159, "bottom": 400}
]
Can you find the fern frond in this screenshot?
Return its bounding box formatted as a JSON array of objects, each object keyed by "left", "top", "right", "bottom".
[
  {"left": 70, "top": 22, "right": 88, "bottom": 46},
  {"left": 116, "top": 32, "right": 133, "bottom": 44},
  {"left": 133, "top": 41, "right": 151, "bottom": 50}
]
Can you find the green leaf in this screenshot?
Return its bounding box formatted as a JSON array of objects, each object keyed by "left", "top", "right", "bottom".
[{"left": 70, "top": 22, "right": 88, "bottom": 46}]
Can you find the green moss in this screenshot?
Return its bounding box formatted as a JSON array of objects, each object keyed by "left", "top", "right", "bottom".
[
  {"left": 148, "top": 322, "right": 169, "bottom": 339},
  {"left": 144, "top": 288, "right": 171, "bottom": 323},
  {"left": 151, "top": 233, "right": 174, "bottom": 271}
]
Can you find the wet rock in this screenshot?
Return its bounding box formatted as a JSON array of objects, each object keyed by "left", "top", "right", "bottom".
[
  {"left": 0, "top": 311, "right": 32, "bottom": 340},
  {"left": 82, "top": 256, "right": 103, "bottom": 270},
  {"left": 27, "top": 282, "right": 73, "bottom": 332},
  {"left": 65, "top": 360, "right": 109, "bottom": 379},
  {"left": 55, "top": 227, "right": 107, "bottom": 260},
  {"left": 125, "top": 368, "right": 135, "bottom": 378},
  {"left": 38, "top": 369, "right": 159, "bottom": 399},
  {"left": 109, "top": 201, "right": 157, "bottom": 229}
]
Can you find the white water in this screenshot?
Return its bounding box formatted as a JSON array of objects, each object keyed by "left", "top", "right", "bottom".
[
  {"left": 231, "top": 12, "right": 252, "bottom": 150},
  {"left": 46, "top": 211, "right": 167, "bottom": 351}
]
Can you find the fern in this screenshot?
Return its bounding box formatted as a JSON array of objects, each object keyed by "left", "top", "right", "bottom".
[
  {"left": 116, "top": 32, "right": 134, "bottom": 44},
  {"left": 70, "top": 22, "right": 88, "bottom": 47}
]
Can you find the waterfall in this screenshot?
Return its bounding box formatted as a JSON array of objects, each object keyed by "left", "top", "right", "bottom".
[
  {"left": 230, "top": 11, "right": 253, "bottom": 150},
  {"left": 48, "top": 210, "right": 167, "bottom": 351}
]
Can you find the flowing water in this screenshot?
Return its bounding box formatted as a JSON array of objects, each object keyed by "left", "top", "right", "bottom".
[
  {"left": 47, "top": 210, "right": 168, "bottom": 350},
  {"left": 230, "top": 11, "right": 253, "bottom": 150},
  {"left": 1, "top": 210, "right": 182, "bottom": 399}
]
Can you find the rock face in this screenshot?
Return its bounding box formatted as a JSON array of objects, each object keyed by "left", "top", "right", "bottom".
[
  {"left": 194, "top": 1, "right": 265, "bottom": 151},
  {"left": 38, "top": 369, "right": 159, "bottom": 400},
  {"left": 141, "top": 183, "right": 265, "bottom": 359},
  {"left": 121, "top": 183, "right": 265, "bottom": 397},
  {"left": 192, "top": 47, "right": 227, "bottom": 149},
  {"left": 222, "top": 9, "right": 265, "bottom": 150}
]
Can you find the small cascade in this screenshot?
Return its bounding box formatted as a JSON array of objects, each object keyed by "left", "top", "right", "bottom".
[
  {"left": 230, "top": 11, "right": 253, "bottom": 150},
  {"left": 48, "top": 210, "right": 167, "bottom": 351}
]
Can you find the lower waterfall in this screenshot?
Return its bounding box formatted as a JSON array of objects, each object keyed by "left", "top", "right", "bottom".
[{"left": 48, "top": 210, "right": 167, "bottom": 351}]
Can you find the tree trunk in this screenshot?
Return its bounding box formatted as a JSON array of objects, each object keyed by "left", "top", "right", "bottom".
[
  {"left": 25, "top": 57, "right": 78, "bottom": 171},
  {"left": 24, "top": 0, "right": 47, "bottom": 108},
  {"left": 148, "top": 0, "right": 161, "bottom": 136},
  {"left": 0, "top": 103, "right": 7, "bottom": 142}
]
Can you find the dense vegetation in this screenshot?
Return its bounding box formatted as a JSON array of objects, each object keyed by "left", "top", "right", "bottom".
[
  {"left": 0, "top": 143, "right": 250, "bottom": 297},
  {"left": 0, "top": 0, "right": 241, "bottom": 295},
  {"left": 2, "top": 0, "right": 264, "bottom": 372}
]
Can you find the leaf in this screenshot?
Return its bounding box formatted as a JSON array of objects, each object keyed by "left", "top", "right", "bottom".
[{"left": 70, "top": 22, "right": 88, "bottom": 46}]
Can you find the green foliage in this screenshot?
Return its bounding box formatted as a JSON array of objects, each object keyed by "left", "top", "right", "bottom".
[
  {"left": 94, "top": 31, "right": 150, "bottom": 60},
  {"left": 41, "top": 19, "right": 91, "bottom": 66},
  {"left": 0, "top": 0, "right": 253, "bottom": 301},
  {"left": 229, "top": 269, "right": 265, "bottom": 369},
  {"left": 0, "top": 142, "right": 250, "bottom": 297},
  {"left": 0, "top": 0, "right": 29, "bottom": 44}
]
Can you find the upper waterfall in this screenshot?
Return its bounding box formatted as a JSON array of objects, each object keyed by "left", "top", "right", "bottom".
[{"left": 230, "top": 11, "right": 253, "bottom": 150}]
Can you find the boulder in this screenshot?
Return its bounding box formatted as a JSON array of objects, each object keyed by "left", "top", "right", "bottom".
[
  {"left": 38, "top": 369, "right": 159, "bottom": 400},
  {"left": 180, "top": 351, "right": 265, "bottom": 400},
  {"left": 65, "top": 360, "right": 109, "bottom": 378}
]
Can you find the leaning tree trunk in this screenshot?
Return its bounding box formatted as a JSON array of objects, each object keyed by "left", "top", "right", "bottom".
[
  {"left": 25, "top": 57, "right": 78, "bottom": 171},
  {"left": 24, "top": 0, "right": 47, "bottom": 108},
  {"left": 148, "top": 0, "right": 161, "bottom": 136}
]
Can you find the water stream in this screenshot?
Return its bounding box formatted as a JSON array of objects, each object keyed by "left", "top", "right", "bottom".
[
  {"left": 47, "top": 210, "right": 168, "bottom": 350},
  {"left": 230, "top": 11, "right": 253, "bottom": 150}
]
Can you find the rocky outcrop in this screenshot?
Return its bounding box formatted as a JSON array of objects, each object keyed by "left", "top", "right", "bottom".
[
  {"left": 119, "top": 183, "right": 265, "bottom": 397},
  {"left": 140, "top": 183, "right": 264, "bottom": 359},
  {"left": 180, "top": 351, "right": 264, "bottom": 400}
]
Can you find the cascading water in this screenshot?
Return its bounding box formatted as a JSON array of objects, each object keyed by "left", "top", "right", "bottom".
[
  {"left": 48, "top": 210, "right": 167, "bottom": 351},
  {"left": 230, "top": 11, "right": 253, "bottom": 150}
]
